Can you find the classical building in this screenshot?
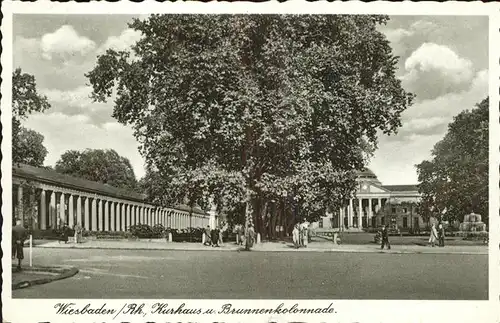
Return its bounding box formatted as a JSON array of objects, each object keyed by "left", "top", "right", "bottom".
[
  {"left": 313, "top": 169, "right": 424, "bottom": 232},
  {"left": 12, "top": 164, "right": 210, "bottom": 231}
]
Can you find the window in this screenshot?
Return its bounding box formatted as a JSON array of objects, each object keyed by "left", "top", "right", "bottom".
[
  {"left": 391, "top": 207, "right": 396, "bottom": 214},
  {"left": 403, "top": 208, "right": 408, "bottom": 213},
  {"left": 403, "top": 217, "right": 408, "bottom": 228},
  {"left": 381, "top": 216, "right": 385, "bottom": 225}
]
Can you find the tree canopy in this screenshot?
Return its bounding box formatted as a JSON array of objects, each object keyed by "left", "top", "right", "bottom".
[
  {"left": 87, "top": 15, "right": 413, "bottom": 239},
  {"left": 55, "top": 149, "right": 138, "bottom": 190},
  {"left": 417, "top": 98, "right": 488, "bottom": 225},
  {"left": 12, "top": 68, "right": 51, "bottom": 166}
]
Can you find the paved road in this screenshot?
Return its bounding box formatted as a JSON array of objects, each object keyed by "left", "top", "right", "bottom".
[{"left": 13, "top": 248, "right": 487, "bottom": 299}]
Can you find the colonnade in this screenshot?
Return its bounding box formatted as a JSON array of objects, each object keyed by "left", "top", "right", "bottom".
[
  {"left": 338, "top": 197, "right": 387, "bottom": 229},
  {"left": 13, "top": 181, "right": 209, "bottom": 231}
]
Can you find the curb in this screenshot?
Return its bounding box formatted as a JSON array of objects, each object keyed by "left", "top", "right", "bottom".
[
  {"left": 34, "top": 245, "right": 487, "bottom": 255},
  {"left": 12, "top": 266, "right": 79, "bottom": 290}
]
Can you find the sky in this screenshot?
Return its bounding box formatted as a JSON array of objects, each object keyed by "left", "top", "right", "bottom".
[{"left": 13, "top": 15, "right": 488, "bottom": 185}]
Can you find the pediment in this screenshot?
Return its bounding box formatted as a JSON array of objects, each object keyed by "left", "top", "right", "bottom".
[{"left": 357, "top": 181, "right": 391, "bottom": 194}]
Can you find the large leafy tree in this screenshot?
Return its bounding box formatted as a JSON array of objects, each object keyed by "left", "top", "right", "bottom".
[
  {"left": 87, "top": 15, "right": 413, "bottom": 243},
  {"left": 12, "top": 68, "right": 51, "bottom": 166},
  {"left": 55, "top": 149, "right": 138, "bottom": 190},
  {"left": 417, "top": 98, "right": 488, "bottom": 225}
]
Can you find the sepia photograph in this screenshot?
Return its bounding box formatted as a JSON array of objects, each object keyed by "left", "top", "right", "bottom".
[{"left": 7, "top": 12, "right": 490, "bottom": 303}]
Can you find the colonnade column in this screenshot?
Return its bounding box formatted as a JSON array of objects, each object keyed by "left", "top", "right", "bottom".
[
  {"left": 121, "top": 203, "right": 126, "bottom": 231},
  {"left": 84, "top": 197, "right": 90, "bottom": 230},
  {"left": 40, "top": 190, "right": 47, "bottom": 230},
  {"left": 68, "top": 194, "right": 74, "bottom": 228},
  {"left": 59, "top": 192, "right": 65, "bottom": 226},
  {"left": 104, "top": 200, "right": 109, "bottom": 231},
  {"left": 17, "top": 185, "right": 24, "bottom": 221},
  {"left": 111, "top": 201, "right": 116, "bottom": 231},
  {"left": 50, "top": 191, "right": 56, "bottom": 228},
  {"left": 91, "top": 198, "right": 98, "bottom": 231},
  {"left": 76, "top": 196, "right": 82, "bottom": 226}
]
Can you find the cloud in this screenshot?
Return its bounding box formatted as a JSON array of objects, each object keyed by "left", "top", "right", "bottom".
[
  {"left": 23, "top": 112, "right": 146, "bottom": 179},
  {"left": 40, "top": 25, "right": 96, "bottom": 60},
  {"left": 41, "top": 86, "right": 115, "bottom": 125},
  {"left": 401, "top": 43, "right": 474, "bottom": 100},
  {"left": 98, "top": 28, "right": 142, "bottom": 54}
]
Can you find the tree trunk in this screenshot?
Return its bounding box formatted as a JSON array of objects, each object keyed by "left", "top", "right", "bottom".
[{"left": 244, "top": 189, "right": 254, "bottom": 250}]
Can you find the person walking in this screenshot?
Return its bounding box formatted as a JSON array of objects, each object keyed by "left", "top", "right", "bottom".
[
  {"left": 292, "top": 223, "right": 300, "bottom": 249},
  {"left": 301, "top": 220, "right": 309, "bottom": 248},
  {"left": 12, "top": 219, "right": 27, "bottom": 271},
  {"left": 381, "top": 225, "right": 391, "bottom": 250},
  {"left": 438, "top": 223, "right": 445, "bottom": 247},
  {"left": 204, "top": 225, "right": 211, "bottom": 246},
  {"left": 429, "top": 223, "right": 438, "bottom": 247}
]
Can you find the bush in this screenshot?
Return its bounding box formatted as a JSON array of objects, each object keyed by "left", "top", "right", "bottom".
[
  {"left": 171, "top": 227, "right": 204, "bottom": 242},
  {"left": 130, "top": 224, "right": 154, "bottom": 238}
]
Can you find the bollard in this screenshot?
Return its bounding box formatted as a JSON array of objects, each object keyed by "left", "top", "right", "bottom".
[
  {"left": 202, "top": 233, "right": 206, "bottom": 245},
  {"left": 257, "top": 233, "right": 261, "bottom": 244},
  {"left": 29, "top": 234, "right": 33, "bottom": 267},
  {"left": 333, "top": 233, "right": 338, "bottom": 245},
  {"left": 168, "top": 232, "right": 173, "bottom": 243},
  {"left": 236, "top": 234, "right": 239, "bottom": 245}
]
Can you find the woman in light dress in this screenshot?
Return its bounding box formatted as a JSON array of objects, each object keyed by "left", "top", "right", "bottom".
[
  {"left": 292, "top": 223, "right": 300, "bottom": 249},
  {"left": 301, "top": 221, "right": 309, "bottom": 248},
  {"left": 429, "top": 223, "right": 438, "bottom": 247}
]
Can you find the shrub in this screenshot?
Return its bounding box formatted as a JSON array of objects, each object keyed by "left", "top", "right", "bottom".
[{"left": 130, "top": 224, "right": 154, "bottom": 238}]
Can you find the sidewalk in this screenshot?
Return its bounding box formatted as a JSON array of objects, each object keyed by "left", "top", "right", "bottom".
[
  {"left": 35, "top": 239, "right": 488, "bottom": 255},
  {"left": 11, "top": 265, "right": 79, "bottom": 290}
]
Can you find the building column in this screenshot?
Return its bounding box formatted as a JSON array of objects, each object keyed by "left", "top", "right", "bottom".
[
  {"left": 59, "top": 192, "right": 65, "bottom": 226},
  {"left": 114, "top": 202, "right": 122, "bottom": 231},
  {"left": 76, "top": 196, "right": 82, "bottom": 226},
  {"left": 17, "top": 185, "right": 24, "bottom": 222},
  {"left": 104, "top": 200, "right": 109, "bottom": 231},
  {"left": 84, "top": 197, "right": 90, "bottom": 230},
  {"left": 68, "top": 194, "right": 74, "bottom": 228},
  {"left": 98, "top": 199, "right": 104, "bottom": 231},
  {"left": 348, "top": 199, "right": 353, "bottom": 228},
  {"left": 49, "top": 191, "right": 56, "bottom": 228},
  {"left": 91, "top": 198, "right": 97, "bottom": 231},
  {"left": 109, "top": 201, "right": 117, "bottom": 231},
  {"left": 368, "top": 198, "right": 373, "bottom": 227},
  {"left": 125, "top": 204, "right": 131, "bottom": 228},
  {"left": 377, "top": 198, "right": 382, "bottom": 213},
  {"left": 358, "top": 198, "right": 362, "bottom": 228},
  {"left": 40, "top": 190, "right": 47, "bottom": 230},
  {"left": 121, "top": 203, "right": 126, "bottom": 230}
]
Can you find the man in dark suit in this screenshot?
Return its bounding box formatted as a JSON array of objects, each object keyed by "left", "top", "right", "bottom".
[
  {"left": 12, "top": 219, "right": 27, "bottom": 271},
  {"left": 381, "top": 225, "right": 391, "bottom": 250}
]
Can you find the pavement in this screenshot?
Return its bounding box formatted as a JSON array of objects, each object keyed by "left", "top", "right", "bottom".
[
  {"left": 33, "top": 239, "right": 488, "bottom": 255},
  {"left": 13, "top": 247, "right": 488, "bottom": 299},
  {"left": 11, "top": 264, "right": 79, "bottom": 290}
]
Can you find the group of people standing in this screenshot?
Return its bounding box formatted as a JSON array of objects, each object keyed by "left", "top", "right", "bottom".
[
  {"left": 429, "top": 223, "right": 445, "bottom": 247},
  {"left": 292, "top": 220, "right": 310, "bottom": 249},
  {"left": 203, "top": 222, "right": 228, "bottom": 247}
]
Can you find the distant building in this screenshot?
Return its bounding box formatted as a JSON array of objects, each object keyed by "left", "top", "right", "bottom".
[{"left": 312, "top": 168, "right": 424, "bottom": 232}]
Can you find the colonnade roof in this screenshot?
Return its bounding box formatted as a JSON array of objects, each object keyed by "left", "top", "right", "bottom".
[{"left": 13, "top": 163, "right": 207, "bottom": 214}]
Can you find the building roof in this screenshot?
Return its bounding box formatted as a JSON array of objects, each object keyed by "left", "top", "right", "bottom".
[
  {"left": 356, "top": 168, "right": 377, "bottom": 178},
  {"left": 382, "top": 184, "right": 419, "bottom": 192},
  {"left": 13, "top": 163, "right": 206, "bottom": 214}
]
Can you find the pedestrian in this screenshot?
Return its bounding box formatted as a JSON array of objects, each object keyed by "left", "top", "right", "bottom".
[
  {"left": 301, "top": 221, "right": 309, "bottom": 248},
  {"left": 438, "top": 223, "right": 445, "bottom": 247},
  {"left": 12, "top": 219, "right": 27, "bottom": 271},
  {"left": 292, "top": 223, "right": 300, "bottom": 249},
  {"left": 237, "top": 224, "right": 245, "bottom": 245},
  {"left": 381, "top": 225, "right": 391, "bottom": 250},
  {"left": 429, "top": 223, "right": 438, "bottom": 247},
  {"left": 74, "top": 222, "right": 82, "bottom": 244},
  {"left": 246, "top": 224, "right": 255, "bottom": 249},
  {"left": 211, "top": 227, "right": 219, "bottom": 247},
  {"left": 218, "top": 222, "right": 226, "bottom": 246},
  {"left": 204, "top": 225, "right": 211, "bottom": 246}
]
